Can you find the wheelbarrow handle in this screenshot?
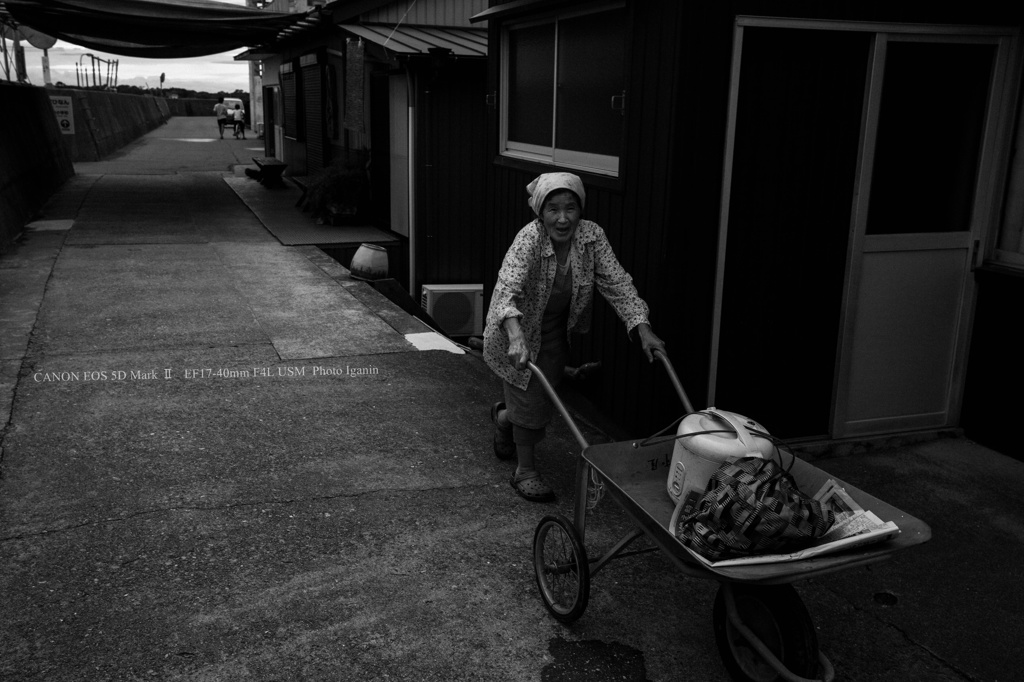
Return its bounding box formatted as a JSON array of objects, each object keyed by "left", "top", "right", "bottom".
[
  {"left": 652, "top": 348, "right": 695, "bottom": 414},
  {"left": 525, "top": 350, "right": 693, "bottom": 447},
  {"left": 525, "top": 361, "right": 590, "bottom": 451}
]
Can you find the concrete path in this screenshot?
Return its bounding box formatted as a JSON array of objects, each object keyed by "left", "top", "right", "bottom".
[{"left": 1, "top": 117, "right": 1020, "bottom": 681}]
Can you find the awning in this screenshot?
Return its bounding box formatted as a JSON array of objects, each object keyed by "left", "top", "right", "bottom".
[
  {"left": 234, "top": 47, "right": 280, "bottom": 62},
  {"left": 341, "top": 23, "right": 487, "bottom": 58},
  {"left": 0, "top": 0, "right": 308, "bottom": 58}
]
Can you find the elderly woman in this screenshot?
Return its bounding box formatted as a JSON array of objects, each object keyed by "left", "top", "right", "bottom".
[{"left": 484, "top": 172, "right": 665, "bottom": 502}]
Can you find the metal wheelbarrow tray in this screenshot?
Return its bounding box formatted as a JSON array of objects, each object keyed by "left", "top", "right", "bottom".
[
  {"left": 527, "top": 351, "right": 931, "bottom": 682},
  {"left": 584, "top": 437, "right": 930, "bottom": 584}
]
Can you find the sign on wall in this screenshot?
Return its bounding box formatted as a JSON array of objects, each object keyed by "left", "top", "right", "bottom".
[{"left": 48, "top": 95, "right": 75, "bottom": 134}]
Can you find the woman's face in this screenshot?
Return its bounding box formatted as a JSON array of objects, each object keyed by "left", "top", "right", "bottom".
[{"left": 540, "top": 190, "right": 581, "bottom": 246}]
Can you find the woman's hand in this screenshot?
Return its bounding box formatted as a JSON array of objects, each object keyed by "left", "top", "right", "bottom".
[
  {"left": 636, "top": 323, "right": 666, "bottom": 363},
  {"left": 504, "top": 317, "right": 532, "bottom": 370},
  {"left": 507, "top": 337, "right": 531, "bottom": 371}
]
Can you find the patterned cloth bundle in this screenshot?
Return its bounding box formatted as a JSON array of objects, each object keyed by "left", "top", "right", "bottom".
[{"left": 676, "top": 456, "right": 835, "bottom": 562}]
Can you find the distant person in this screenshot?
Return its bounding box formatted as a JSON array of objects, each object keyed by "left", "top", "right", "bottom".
[
  {"left": 213, "top": 97, "right": 229, "bottom": 139},
  {"left": 232, "top": 103, "right": 246, "bottom": 139}
]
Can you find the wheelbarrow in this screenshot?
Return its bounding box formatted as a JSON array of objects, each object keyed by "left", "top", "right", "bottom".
[{"left": 527, "top": 350, "right": 931, "bottom": 682}]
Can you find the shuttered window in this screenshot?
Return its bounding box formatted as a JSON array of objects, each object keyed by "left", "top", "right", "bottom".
[
  {"left": 302, "top": 58, "right": 325, "bottom": 173},
  {"left": 281, "top": 63, "right": 301, "bottom": 140}
]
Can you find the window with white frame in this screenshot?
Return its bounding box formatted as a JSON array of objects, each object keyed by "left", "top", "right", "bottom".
[{"left": 501, "top": 3, "right": 627, "bottom": 176}]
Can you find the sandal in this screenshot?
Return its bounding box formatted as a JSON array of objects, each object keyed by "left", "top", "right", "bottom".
[
  {"left": 491, "top": 402, "right": 515, "bottom": 460},
  {"left": 510, "top": 469, "right": 556, "bottom": 503}
]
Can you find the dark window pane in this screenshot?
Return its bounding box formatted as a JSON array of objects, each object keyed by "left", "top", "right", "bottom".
[
  {"left": 507, "top": 24, "right": 555, "bottom": 147},
  {"left": 868, "top": 42, "right": 994, "bottom": 235},
  {"left": 556, "top": 8, "right": 626, "bottom": 156}
]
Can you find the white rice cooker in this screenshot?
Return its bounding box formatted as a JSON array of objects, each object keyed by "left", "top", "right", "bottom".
[{"left": 666, "top": 408, "right": 775, "bottom": 515}]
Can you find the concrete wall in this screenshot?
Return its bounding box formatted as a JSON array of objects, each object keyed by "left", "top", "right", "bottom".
[
  {"left": 0, "top": 83, "right": 178, "bottom": 250},
  {"left": 0, "top": 82, "right": 75, "bottom": 251},
  {"left": 60, "top": 88, "right": 171, "bottom": 162}
]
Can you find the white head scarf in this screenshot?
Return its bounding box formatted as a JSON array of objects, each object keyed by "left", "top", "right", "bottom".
[{"left": 526, "top": 172, "right": 586, "bottom": 215}]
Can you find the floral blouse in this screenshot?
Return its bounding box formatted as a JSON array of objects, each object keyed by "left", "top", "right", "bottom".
[{"left": 483, "top": 219, "right": 650, "bottom": 390}]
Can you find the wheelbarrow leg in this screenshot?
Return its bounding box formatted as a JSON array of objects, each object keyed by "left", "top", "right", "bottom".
[{"left": 572, "top": 456, "right": 591, "bottom": 542}]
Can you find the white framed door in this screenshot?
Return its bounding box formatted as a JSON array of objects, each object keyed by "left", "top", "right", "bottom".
[
  {"left": 711, "top": 18, "right": 1021, "bottom": 440},
  {"left": 834, "top": 31, "right": 1020, "bottom": 437}
]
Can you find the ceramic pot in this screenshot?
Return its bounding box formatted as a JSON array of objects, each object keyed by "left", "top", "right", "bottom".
[{"left": 350, "top": 243, "right": 388, "bottom": 281}]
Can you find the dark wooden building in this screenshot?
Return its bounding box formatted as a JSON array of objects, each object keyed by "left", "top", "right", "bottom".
[
  {"left": 473, "top": 1, "right": 1024, "bottom": 450},
  {"left": 244, "top": 0, "right": 489, "bottom": 299}
]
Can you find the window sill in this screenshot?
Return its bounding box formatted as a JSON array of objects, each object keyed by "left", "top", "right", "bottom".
[
  {"left": 976, "top": 262, "right": 1024, "bottom": 280},
  {"left": 492, "top": 154, "right": 623, "bottom": 192}
]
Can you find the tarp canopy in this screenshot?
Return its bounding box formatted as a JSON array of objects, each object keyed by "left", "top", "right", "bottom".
[
  {"left": 0, "top": 0, "right": 306, "bottom": 58},
  {"left": 0, "top": 21, "right": 56, "bottom": 49}
]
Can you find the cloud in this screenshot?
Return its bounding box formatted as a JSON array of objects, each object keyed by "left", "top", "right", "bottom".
[{"left": 17, "top": 41, "right": 252, "bottom": 92}]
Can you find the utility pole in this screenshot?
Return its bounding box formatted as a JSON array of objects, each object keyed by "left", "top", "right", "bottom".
[
  {"left": 1, "top": 32, "right": 9, "bottom": 80},
  {"left": 13, "top": 34, "right": 25, "bottom": 82}
]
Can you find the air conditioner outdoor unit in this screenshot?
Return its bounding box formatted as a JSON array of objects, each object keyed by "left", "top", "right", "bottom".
[{"left": 420, "top": 284, "right": 484, "bottom": 337}]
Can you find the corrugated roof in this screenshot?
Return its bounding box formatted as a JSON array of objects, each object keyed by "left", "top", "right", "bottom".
[{"left": 341, "top": 23, "right": 487, "bottom": 58}]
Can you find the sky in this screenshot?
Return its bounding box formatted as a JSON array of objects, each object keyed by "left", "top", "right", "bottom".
[{"left": 7, "top": 0, "right": 253, "bottom": 94}]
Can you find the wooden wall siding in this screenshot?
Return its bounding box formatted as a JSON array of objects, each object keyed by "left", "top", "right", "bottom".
[
  {"left": 599, "top": 1, "right": 689, "bottom": 431},
  {"left": 652, "top": 2, "right": 736, "bottom": 424},
  {"left": 362, "top": 0, "right": 489, "bottom": 27},
  {"left": 413, "top": 59, "right": 489, "bottom": 290}
]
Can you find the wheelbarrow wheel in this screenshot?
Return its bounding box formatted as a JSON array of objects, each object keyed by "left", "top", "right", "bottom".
[
  {"left": 533, "top": 514, "right": 590, "bottom": 623},
  {"left": 713, "top": 583, "right": 819, "bottom": 682}
]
